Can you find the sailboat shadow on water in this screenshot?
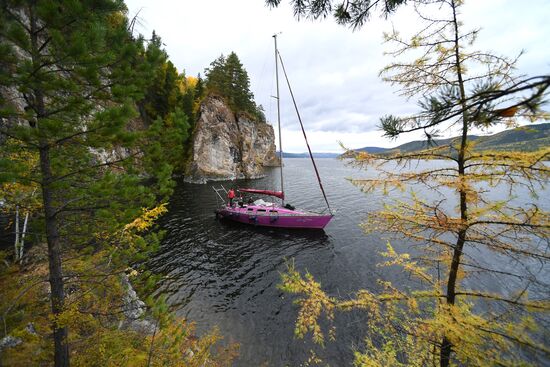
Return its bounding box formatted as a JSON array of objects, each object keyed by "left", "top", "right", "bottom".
[{"left": 214, "top": 35, "right": 334, "bottom": 229}]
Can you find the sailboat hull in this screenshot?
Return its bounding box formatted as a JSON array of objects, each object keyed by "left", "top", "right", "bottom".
[{"left": 216, "top": 204, "right": 332, "bottom": 229}]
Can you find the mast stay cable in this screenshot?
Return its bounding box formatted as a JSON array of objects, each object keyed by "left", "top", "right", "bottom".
[{"left": 277, "top": 50, "right": 333, "bottom": 214}]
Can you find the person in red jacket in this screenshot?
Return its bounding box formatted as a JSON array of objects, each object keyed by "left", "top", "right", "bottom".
[{"left": 228, "top": 188, "right": 236, "bottom": 206}]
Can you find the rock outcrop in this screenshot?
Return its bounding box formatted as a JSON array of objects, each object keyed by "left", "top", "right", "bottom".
[{"left": 186, "top": 95, "right": 279, "bottom": 183}]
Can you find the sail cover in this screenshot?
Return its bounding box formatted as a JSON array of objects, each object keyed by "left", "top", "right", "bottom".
[{"left": 238, "top": 188, "right": 285, "bottom": 199}]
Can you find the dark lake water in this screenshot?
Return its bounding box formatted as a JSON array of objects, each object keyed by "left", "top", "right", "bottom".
[{"left": 148, "top": 158, "right": 549, "bottom": 366}]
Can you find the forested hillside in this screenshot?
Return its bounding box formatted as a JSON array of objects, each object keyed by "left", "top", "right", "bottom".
[
  {"left": 0, "top": 1, "right": 241, "bottom": 365},
  {"left": 357, "top": 123, "right": 550, "bottom": 154}
]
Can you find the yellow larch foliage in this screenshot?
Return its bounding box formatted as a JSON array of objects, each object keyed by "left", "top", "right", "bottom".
[
  {"left": 187, "top": 76, "right": 198, "bottom": 89},
  {"left": 124, "top": 203, "right": 168, "bottom": 233}
]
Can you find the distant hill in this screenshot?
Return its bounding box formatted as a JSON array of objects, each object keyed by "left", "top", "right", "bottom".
[
  {"left": 473, "top": 123, "right": 550, "bottom": 152},
  {"left": 278, "top": 152, "right": 340, "bottom": 158},
  {"left": 354, "top": 123, "right": 550, "bottom": 155},
  {"left": 356, "top": 146, "right": 390, "bottom": 154}
]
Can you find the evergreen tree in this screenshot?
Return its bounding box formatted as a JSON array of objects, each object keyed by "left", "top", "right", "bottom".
[
  {"left": 179, "top": 72, "right": 197, "bottom": 124},
  {"left": 190, "top": 72, "right": 205, "bottom": 123},
  {"left": 224, "top": 52, "right": 256, "bottom": 113},
  {"left": 195, "top": 73, "right": 205, "bottom": 100},
  {"left": 143, "top": 59, "right": 180, "bottom": 120},
  {"left": 180, "top": 85, "right": 195, "bottom": 123},
  {"left": 204, "top": 54, "right": 228, "bottom": 94},
  {"left": 205, "top": 52, "right": 259, "bottom": 118},
  {"left": 0, "top": 1, "right": 169, "bottom": 365},
  {"left": 138, "top": 35, "right": 192, "bottom": 173}
]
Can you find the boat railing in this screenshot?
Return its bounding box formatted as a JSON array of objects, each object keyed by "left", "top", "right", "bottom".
[{"left": 212, "top": 185, "right": 228, "bottom": 206}]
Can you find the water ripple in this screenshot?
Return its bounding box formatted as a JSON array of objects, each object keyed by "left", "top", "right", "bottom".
[{"left": 147, "top": 158, "right": 549, "bottom": 366}]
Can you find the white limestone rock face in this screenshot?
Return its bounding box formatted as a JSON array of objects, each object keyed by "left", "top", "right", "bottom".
[{"left": 186, "top": 95, "right": 279, "bottom": 183}]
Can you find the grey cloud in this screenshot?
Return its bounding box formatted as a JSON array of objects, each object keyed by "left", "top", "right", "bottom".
[{"left": 126, "top": 0, "right": 550, "bottom": 151}]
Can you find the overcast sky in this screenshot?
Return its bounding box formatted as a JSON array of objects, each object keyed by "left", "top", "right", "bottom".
[{"left": 124, "top": 0, "right": 550, "bottom": 153}]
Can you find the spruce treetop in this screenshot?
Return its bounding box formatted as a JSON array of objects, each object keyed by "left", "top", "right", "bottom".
[{"left": 205, "top": 51, "right": 264, "bottom": 121}]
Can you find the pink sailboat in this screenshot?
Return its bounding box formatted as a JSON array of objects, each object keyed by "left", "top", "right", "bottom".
[{"left": 214, "top": 35, "right": 333, "bottom": 229}]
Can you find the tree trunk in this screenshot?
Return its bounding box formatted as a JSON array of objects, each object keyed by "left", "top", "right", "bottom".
[
  {"left": 14, "top": 206, "right": 20, "bottom": 261},
  {"left": 39, "top": 145, "right": 70, "bottom": 367},
  {"left": 29, "top": 5, "right": 70, "bottom": 365},
  {"left": 19, "top": 212, "right": 29, "bottom": 261},
  {"left": 441, "top": 1, "right": 469, "bottom": 366}
]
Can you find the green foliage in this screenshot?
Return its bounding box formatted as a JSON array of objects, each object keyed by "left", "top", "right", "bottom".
[
  {"left": 0, "top": 1, "right": 234, "bottom": 365},
  {"left": 144, "top": 109, "right": 190, "bottom": 176},
  {"left": 0, "top": 0, "right": 163, "bottom": 232},
  {"left": 137, "top": 34, "right": 202, "bottom": 172},
  {"left": 205, "top": 52, "right": 265, "bottom": 121},
  {"left": 266, "top": 0, "right": 407, "bottom": 29},
  {"left": 144, "top": 60, "right": 181, "bottom": 120}
]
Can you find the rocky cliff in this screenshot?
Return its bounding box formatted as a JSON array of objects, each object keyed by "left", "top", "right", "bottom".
[{"left": 186, "top": 95, "right": 279, "bottom": 183}]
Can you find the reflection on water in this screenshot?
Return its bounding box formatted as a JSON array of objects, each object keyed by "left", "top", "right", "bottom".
[{"left": 148, "top": 158, "right": 549, "bottom": 366}]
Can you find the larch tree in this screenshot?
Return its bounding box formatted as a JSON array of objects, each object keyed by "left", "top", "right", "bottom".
[{"left": 278, "top": 0, "right": 550, "bottom": 366}]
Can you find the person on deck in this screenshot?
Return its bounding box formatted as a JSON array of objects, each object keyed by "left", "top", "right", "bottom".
[{"left": 228, "top": 188, "right": 236, "bottom": 206}]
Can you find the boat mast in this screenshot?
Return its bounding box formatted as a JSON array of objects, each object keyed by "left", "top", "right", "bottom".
[{"left": 273, "top": 34, "right": 284, "bottom": 206}]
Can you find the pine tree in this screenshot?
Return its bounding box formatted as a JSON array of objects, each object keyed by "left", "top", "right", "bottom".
[
  {"left": 0, "top": 1, "right": 170, "bottom": 365},
  {"left": 195, "top": 73, "right": 205, "bottom": 100},
  {"left": 180, "top": 79, "right": 195, "bottom": 123},
  {"left": 143, "top": 60, "right": 180, "bottom": 120},
  {"left": 204, "top": 54, "right": 228, "bottom": 95},
  {"left": 224, "top": 52, "right": 256, "bottom": 113},
  {"left": 138, "top": 35, "right": 192, "bottom": 173}
]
